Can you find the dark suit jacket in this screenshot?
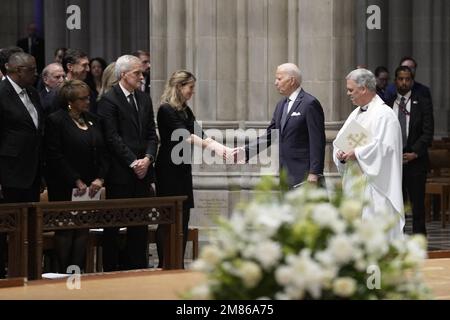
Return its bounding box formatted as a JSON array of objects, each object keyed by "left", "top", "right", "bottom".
[
  {"left": 384, "top": 81, "right": 432, "bottom": 103},
  {"left": 155, "top": 104, "right": 204, "bottom": 209},
  {"left": 97, "top": 84, "right": 157, "bottom": 186},
  {"left": 246, "top": 88, "right": 326, "bottom": 187},
  {"left": 39, "top": 88, "right": 56, "bottom": 116},
  {"left": 0, "top": 78, "right": 44, "bottom": 188},
  {"left": 44, "top": 109, "right": 110, "bottom": 201},
  {"left": 386, "top": 93, "right": 434, "bottom": 173}
]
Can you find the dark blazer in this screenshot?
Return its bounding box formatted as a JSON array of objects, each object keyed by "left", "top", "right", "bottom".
[
  {"left": 155, "top": 104, "right": 204, "bottom": 209},
  {"left": 0, "top": 78, "right": 44, "bottom": 188},
  {"left": 386, "top": 93, "right": 434, "bottom": 172},
  {"left": 39, "top": 88, "right": 56, "bottom": 116},
  {"left": 44, "top": 109, "right": 110, "bottom": 200},
  {"left": 246, "top": 88, "right": 326, "bottom": 187},
  {"left": 97, "top": 84, "right": 157, "bottom": 185},
  {"left": 384, "top": 81, "right": 432, "bottom": 103}
]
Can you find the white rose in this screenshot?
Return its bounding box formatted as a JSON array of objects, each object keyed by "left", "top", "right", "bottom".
[
  {"left": 254, "top": 241, "right": 282, "bottom": 269},
  {"left": 340, "top": 199, "right": 363, "bottom": 221},
  {"left": 275, "top": 265, "right": 295, "bottom": 285},
  {"left": 312, "top": 203, "right": 340, "bottom": 228},
  {"left": 239, "top": 261, "right": 262, "bottom": 288},
  {"left": 328, "top": 234, "right": 355, "bottom": 264},
  {"left": 332, "top": 277, "right": 357, "bottom": 297}
]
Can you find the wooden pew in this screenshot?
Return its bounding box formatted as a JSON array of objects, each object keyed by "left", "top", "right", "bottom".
[
  {"left": 0, "top": 203, "right": 29, "bottom": 278},
  {"left": 27, "top": 196, "right": 186, "bottom": 280}
]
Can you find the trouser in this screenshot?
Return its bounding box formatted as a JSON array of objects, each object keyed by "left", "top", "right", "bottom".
[
  {"left": 156, "top": 206, "right": 190, "bottom": 269},
  {"left": 403, "top": 166, "right": 427, "bottom": 235},
  {"left": 54, "top": 229, "right": 89, "bottom": 273},
  {"left": 102, "top": 181, "right": 153, "bottom": 272}
]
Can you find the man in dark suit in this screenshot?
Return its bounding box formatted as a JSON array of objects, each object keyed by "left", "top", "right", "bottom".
[
  {"left": 39, "top": 63, "right": 65, "bottom": 116},
  {"left": 386, "top": 66, "right": 434, "bottom": 235},
  {"left": 16, "top": 23, "right": 45, "bottom": 74},
  {"left": 233, "top": 63, "right": 326, "bottom": 188},
  {"left": 97, "top": 55, "right": 158, "bottom": 271},
  {"left": 384, "top": 57, "right": 432, "bottom": 103},
  {"left": 132, "top": 50, "right": 151, "bottom": 94},
  {"left": 0, "top": 52, "right": 44, "bottom": 277}
]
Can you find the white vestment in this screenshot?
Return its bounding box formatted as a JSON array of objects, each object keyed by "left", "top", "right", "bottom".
[{"left": 333, "top": 94, "right": 405, "bottom": 239}]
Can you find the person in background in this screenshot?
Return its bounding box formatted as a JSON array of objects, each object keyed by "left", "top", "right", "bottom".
[
  {"left": 385, "top": 66, "right": 434, "bottom": 235},
  {"left": 383, "top": 56, "right": 432, "bottom": 103},
  {"left": 85, "top": 57, "right": 107, "bottom": 98},
  {"left": 54, "top": 47, "right": 67, "bottom": 64},
  {"left": 374, "top": 66, "right": 389, "bottom": 101},
  {"left": 132, "top": 50, "right": 151, "bottom": 93},
  {"left": 44, "top": 80, "right": 109, "bottom": 273},
  {"left": 39, "top": 63, "right": 65, "bottom": 115},
  {"left": 45, "top": 48, "right": 97, "bottom": 115},
  {"left": 97, "top": 62, "right": 118, "bottom": 101},
  {"left": 16, "top": 23, "right": 45, "bottom": 73}
]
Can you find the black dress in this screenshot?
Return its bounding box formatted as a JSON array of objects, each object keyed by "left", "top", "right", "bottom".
[
  {"left": 44, "top": 109, "right": 109, "bottom": 272},
  {"left": 155, "top": 103, "right": 205, "bottom": 267}
]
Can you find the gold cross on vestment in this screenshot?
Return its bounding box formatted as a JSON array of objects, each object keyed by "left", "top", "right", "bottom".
[{"left": 347, "top": 133, "right": 368, "bottom": 148}]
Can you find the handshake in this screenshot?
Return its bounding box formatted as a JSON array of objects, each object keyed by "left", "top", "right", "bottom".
[{"left": 205, "top": 138, "right": 246, "bottom": 164}]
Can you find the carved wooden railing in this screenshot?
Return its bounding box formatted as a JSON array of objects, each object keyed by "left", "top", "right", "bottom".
[
  {"left": 0, "top": 203, "right": 29, "bottom": 278},
  {"left": 1, "top": 196, "right": 185, "bottom": 280}
]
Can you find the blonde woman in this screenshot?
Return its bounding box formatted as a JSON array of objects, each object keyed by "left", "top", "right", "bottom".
[
  {"left": 97, "top": 62, "right": 117, "bottom": 101},
  {"left": 155, "top": 70, "right": 229, "bottom": 268}
]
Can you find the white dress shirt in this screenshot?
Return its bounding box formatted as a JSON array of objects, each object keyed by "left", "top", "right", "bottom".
[
  {"left": 7, "top": 76, "right": 39, "bottom": 128},
  {"left": 393, "top": 90, "right": 412, "bottom": 137}
]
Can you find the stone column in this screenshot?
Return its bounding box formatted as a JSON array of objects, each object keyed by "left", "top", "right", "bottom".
[{"left": 0, "top": 0, "right": 37, "bottom": 50}]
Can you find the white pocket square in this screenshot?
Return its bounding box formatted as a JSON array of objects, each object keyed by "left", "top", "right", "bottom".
[{"left": 291, "top": 112, "right": 301, "bottom": 117}]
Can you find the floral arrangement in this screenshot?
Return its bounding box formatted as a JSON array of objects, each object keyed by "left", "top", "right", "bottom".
[{"left": 188, "top": 176, "right": 430, "bottom": 300}]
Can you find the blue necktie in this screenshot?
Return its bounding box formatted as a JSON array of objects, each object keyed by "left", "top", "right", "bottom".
[{"left": 280, "top": 98, "right": 290, "bottom": 133}]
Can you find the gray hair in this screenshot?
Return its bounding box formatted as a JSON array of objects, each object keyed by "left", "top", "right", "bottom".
[
  {"left": 277, "top": 63, "right": 302, "bottom": 84},
  {"left": 42, "top": 63, "right": 63, "bottom": 78},
  {"left": 346, "top": 68, "right": 377, "bottom": 92},
  {"left": 115, "top": 55, "right": 142, "bottom": 79}
]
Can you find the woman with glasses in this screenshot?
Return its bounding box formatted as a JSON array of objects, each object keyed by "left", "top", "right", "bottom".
[{"left": 44, "top": 79, "right": 110, "bottom": 273}]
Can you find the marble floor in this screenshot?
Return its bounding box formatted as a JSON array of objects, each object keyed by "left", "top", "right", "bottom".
[{"left": 404, "top": 214, "right": 450, "bottom": 251}]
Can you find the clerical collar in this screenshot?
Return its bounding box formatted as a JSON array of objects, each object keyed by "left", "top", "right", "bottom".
[{"left": 359, "top": 104, "right": 369, "bottom": 112}]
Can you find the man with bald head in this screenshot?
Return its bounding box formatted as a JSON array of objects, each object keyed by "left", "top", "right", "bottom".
[
  {"left": 233, "top": 63, "right": 326, "bottom": 188},
  {"left": 39, "top": 63, "right": 65, "bottom": 115}
]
